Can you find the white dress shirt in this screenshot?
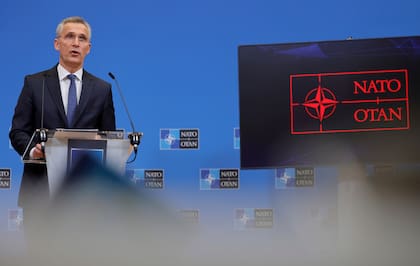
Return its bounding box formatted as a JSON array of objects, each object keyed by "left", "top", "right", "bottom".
[{"left": 57, "top": 64, "right": 83, "bottom": 115}]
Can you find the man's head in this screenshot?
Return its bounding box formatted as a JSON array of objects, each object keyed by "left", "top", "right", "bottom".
[{"left": 54, "top": 16, "right": 92, "bottom": 73}]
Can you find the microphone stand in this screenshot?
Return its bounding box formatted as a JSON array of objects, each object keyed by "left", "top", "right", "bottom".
[
  {"left": 39, "top": 74, "right": 48, "bottom": 154},
  {"left": 108, "top": 72, "right": 143, "bottom": 163},
  {"left": 22, "top": 74, "right": 48, "bottom": 163}
]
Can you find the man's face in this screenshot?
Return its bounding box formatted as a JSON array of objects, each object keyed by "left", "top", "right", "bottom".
[{"left": 54, "top": 22, "right": 91, "bottom": 71}]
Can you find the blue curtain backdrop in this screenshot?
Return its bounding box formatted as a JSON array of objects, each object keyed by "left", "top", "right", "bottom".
[{"left": 1, "top": 0, "right": 419, "bottom": 263}]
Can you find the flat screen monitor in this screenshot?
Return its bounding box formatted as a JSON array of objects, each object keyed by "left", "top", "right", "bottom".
[{"left": 238, "top": 36, "right": 420, "bottom": 169}]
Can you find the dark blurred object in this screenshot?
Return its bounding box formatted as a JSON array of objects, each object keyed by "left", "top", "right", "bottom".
[{"left": 17, "top": 154, "right": 189, "bottom": 266}]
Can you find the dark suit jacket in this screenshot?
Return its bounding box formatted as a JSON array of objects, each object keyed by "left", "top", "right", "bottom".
[{"left": 9, "top": 64, "right": 116, "bottom": 209}]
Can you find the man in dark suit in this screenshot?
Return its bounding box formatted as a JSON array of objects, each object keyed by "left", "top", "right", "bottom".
[{"left": 9, "top": 16, "right": 116, "bottom": 212}]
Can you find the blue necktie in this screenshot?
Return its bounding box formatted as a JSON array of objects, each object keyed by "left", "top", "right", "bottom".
[{"left": 67, "top": 74, "right": 77, "bottom": 126}]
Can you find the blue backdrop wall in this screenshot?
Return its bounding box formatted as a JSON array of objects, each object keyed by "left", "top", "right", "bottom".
[{"left": 1, "top": 0, "right": 420, "bottom": 263}]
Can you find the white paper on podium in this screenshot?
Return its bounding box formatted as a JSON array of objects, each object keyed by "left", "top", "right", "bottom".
[{"left": 54, "top": 128, "right": 100, "bottom": 140}]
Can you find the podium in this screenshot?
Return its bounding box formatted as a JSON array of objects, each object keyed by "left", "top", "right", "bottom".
[{"left": 23, "top": 129, "right": 133, "bottom": 198}]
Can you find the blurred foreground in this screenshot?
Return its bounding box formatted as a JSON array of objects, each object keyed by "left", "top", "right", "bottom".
[{"left": 1, "top": 159, "right": 420, "bottom": 266}]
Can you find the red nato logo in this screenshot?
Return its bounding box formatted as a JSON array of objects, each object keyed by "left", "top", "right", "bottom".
[{"left": 290, "top": 69, "right": 409, "bottom": 134}]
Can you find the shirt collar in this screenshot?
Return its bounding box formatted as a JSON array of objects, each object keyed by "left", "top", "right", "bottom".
[{"left": 57, "top": 64, "right": 83, "bottom": 81}]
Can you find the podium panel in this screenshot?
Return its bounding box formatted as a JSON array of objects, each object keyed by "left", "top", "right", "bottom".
[{"left": 44, "top": 129, "right": 132, "bottom": 197}]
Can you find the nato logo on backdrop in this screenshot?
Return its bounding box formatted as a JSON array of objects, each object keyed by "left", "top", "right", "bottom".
[
  {"left": 177, "top": 209, "right": 200, "bottom": 225},
  {"left": 8, "top": 208, "right": 23, "bottom": 231},
  {"left": 0, "top": 168, "right": 11, "bottom": 189},
  {"left": 234, "top": 208, "right": 273, "bottom": 230},
  {"left": 275, "top": 167, "right": 315, "bottom": 189},
  {"left": 126, "top": 169, "right": 164, "bottom": 189},
  {"left": 160, "top": 128, "right": 199, "bottom": 150},
  {"left": 200, "top": 168, "right": 239, "bottom": 190}
]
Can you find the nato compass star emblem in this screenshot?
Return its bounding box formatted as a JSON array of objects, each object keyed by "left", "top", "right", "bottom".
[
  {"left": 200, "top": 169, "right": 220, "bottom": 190},
  {"left": 164, "top": 133, "right": 176, "bottom": 145},
  {"left": 302, "top": 85, "right": 338, "bottom": 126},
  {"left": 239, "top": 212, "right": 250, "bottom": 225},
  {"left": 205, "top": 172, "right": 216, "bottom": 185}
]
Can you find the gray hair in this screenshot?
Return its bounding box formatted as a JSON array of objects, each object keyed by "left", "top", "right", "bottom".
[{"left": 56, "top": 16, "right": 92, "bottom": 40}]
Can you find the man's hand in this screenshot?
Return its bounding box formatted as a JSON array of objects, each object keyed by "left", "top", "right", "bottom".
[{"left": 31, "top": 143, "right": 45, "bottom": 159}]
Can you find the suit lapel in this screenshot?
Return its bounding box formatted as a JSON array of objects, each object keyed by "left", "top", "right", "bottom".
[{"left": 45, "top": 66, "right": 68, "bottom": 125}]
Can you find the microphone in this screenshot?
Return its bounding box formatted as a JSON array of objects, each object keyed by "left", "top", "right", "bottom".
[
  {"left": 39, "top": 73, "right": 48, "bottom": 154},
  {"left": 21, "top": 73, "right": 48, "bottom": 162},
  {"left": 108, "top": 72, "right": 142, "bottom": 162}
]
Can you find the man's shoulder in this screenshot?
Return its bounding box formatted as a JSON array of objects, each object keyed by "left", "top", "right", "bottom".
[
  {"left": 83, "top": 70, "right": 111, "bottom": 88},
  {"left": 25, "top": 65, "right": 58, "bottom": 80}
]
